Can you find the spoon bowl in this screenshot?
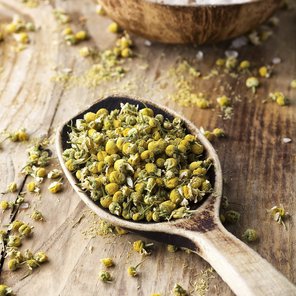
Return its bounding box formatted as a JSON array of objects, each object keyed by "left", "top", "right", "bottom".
[
  {"left": 56, "top": 95, "right": 296, "bottom": 295},
  {"left": 99, "top": 0, "right": 281, "bottom": 44}
]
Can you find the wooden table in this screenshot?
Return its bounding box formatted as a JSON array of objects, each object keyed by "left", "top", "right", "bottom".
[{"left": 0, "top": 1, "right": 295, "bottom": 295}]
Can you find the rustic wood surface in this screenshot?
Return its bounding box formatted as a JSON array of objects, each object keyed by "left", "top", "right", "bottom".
[{"left": 0, "top": 1, "right": 295, "bottom": 296}]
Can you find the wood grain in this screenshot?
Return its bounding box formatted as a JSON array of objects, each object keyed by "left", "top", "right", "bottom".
[{"left": 0, "top": 0, "right": 295, "bottom": 295}]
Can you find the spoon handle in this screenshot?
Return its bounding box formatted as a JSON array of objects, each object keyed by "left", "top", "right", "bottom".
[{"left": 188, "top": 224, "right": 296, "bottom": 296}]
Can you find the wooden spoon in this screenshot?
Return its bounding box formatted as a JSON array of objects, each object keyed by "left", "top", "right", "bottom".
[
  {"left": 56, "top": 96, "right": 296, "bottom": 296},
  {"left": 99, "top": 0, "right": 281, "bottom": 44}
]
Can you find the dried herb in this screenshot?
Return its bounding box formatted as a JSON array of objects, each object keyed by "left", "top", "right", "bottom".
[{"left": 63, "top": 103, "right": 213, "bottom": 222}]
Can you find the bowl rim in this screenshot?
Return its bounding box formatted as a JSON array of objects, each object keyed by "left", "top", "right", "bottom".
[{"left": 146, "top": 0, "right": 261, "bottom": 7}]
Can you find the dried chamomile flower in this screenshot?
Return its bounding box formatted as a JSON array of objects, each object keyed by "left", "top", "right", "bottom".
[
  {"left": 127, "top": 266, "right": 138, "bottom": 277},
  {"left": 99, "top": 270, "right": 112, "bottom": 282},
  {"left": 47, "top": 169, "right": 62, "bottom": 179},
  {"left": 96, "top": 4, "right": 106, "bottom": 15},
  {"left": 239, "top": 60, "right": 250, "bottom": 69},
  {"left": 0, "top": 201, "right": 10, "bottom": 211},
  {"left": 31, "top": 210, "right": 44, "bottom": 221},
  {"left": 9, "top": 220, "right": 24, "bottom": 231},
  {"left": 22, "top": 141, "right": 51, "bottom": 175},
  {"left": 18, "top": 223, "right": 32, "bottom": 237},
  {"left": 216, "top": 58, "right": 225, "bottom": 67},
  {"left": 269, "top": 92, "right": 288, "bottom": 106},
  {"left": 75, "top": 31, "right": 88, "bottom": 41},
  {"left": 27, "top": 181, "right": 39, "bottom": 193},
  {"left": 212, "top": 128, "right": 225, "bottom": 138},
  {"left": 173, "top": 284, "right": 188, "bottom": 296},
  {"left": 242, "top": 228, "right": 258, "bottom": 242},
  {"left": 8, "top": 128, "right": 29, "bottom": 142},
  {"left": 48, "top": 181, "right": 63, "bottom": 193},
  {"left": 225, "top": 57, "right": 237, "bottom": 70},
  {"left": 268, "top": 205, "right": 288, "bottom": 229},
  {"left": 127, "top": 259, "right": 146, "bottom": 277},
  {"left": 108, "top": 22, "right": 120, "bottom": 33},
  {"left": 224, "top": 210, "right": 240, "bottom": 224},
  {"left": 53, "top": 9, "right": 71, "bottom": 24},
  {"left": 133, "top": 240, "right": 153, "bottom": 256},
  {"left": 217, "top": 95, "right": 231, "bottom": 107},
  {"left": 291, "top": 79, "right": 296, "bottom": 89},
  {"left": 7, "top": 182, "right": 17, "bottom": 193},
  {"left": 100, "top": 258, "right": 114, "bottom": 268},
  {"left": 151, "top": 294, "right": 161, "bottom": 296},
  {"left": 34, "top": 251, "right": 48, "bottom": 263},
  {"left": 35, "top": 167, "right": 46, "bottom": 178},
  {"left": 0, "top": 284, "right": 13, "bottom": 296},
  {"left": 7, "top": 235, "right": 22, "bottom": 247},
  {"left": 8, "top": 258, "right": 21, "bottom": 271},
  {"left": 63, "top": 103, "right": 213, "bottom": 222},
  {"left": 26, "top": 258, "right": 39, "bottom": 270},
  {"left": 246, "top": 77, "right": 259, "bottom": 93},
  {"left": 196, "top": 98, "right": 210, "bottom": 109},
  {"left": 167, "top": 244, "right": 178, "bottom": 253},
  {"left": 79, "top": 46, "right": 93, "bottom": 58},
  {"left": 258, "top": 66, "right": 271, "bottom": 78}
]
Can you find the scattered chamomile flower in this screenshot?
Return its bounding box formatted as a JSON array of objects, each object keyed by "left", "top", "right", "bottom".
[
  {"left": 151, "top": 294, "right": 161, "bottom": 296},
  {"left": 8, "top": 258, "right": 20, "bottom": 271},
  {"left": 7, "top": 182, "right": 17, "bottom": 193},
  {"left": 35, "top": 167, "right": 46, "bottom": 178},
  {"left": 212, "top": 128, "right": 225, "bottom": 138},
  {"left": 173, "top": 284, "right": 188, "bottom": 296},
  {"left": 100, "top": 258, "right": 114, "bottom": 268},
  {"left": 242, "top": 228, "right": 258, "bottom": 242},
  {"left": 269, "top": 92, "right": 288, "bottom": 106},
  {"left": 14, "top": 32, "right": 29, "bottom": 44},
  {"left": 47, "top": 169, "right": 62, "bottom": 179},
  {"left": 75, "top": 30, "right": 88, "bottom": 41},
  {"left": 225, "top": 57, "right": 237, "bottom": 69},
  {"left": 27, "top": 181, "right": 38, "bottom": 193},
  {"left": 26, "top": 258, "right": 39, "bottom": 270},
  {"left": 99, "top": 270, "right": 112, "bottom": 282},
  {"left": 268, "top": 205, "right": 288, "bottom": 229},
  {"left": 0, "top": 284, "right": 13, "bottom": 296},
  {"left": 7, "top": 235, "right": 22, "bottom": 247},
  {"left": 96, "top": 4, "right": 106, "bottom": 15},
  {"left": 53, "top": 9, "right": 71, "bottom": 24},
  {"left": 18, "top": 223, "right": 32, "bottom": 237},
  {"left": 217, "top": 95, "right": 231, "bottom": 107},
  {"left": 127, "top": 266, "right": 138, "bottom": 277},
  {"left": 48, "top": 181, "right": 63, "bottom": 193},
  {"left": 196, "top": 98, "right": 210, "bottom": 109},
  {"left": 225, "top": 210, "right": 240, "bottom": 224},
  {"left": 0, "top": 200, "right": 10, "bottom": 211},
  {"left": 31, "top": 210, "right": 44, "bottom": 221},
  {"left": 9, "top": 220, "right": 24, "bottom": 231},
  {"left": 246, "top": 77, "right": 259, "bottom": 93},
  {"left": 127, "top": 259, "right": 146, "bottom": 277},
  {"left": 239, "top": 60, "right": 250, "bottom": 69},
  {"left": 167, "top": 244, "right": 178, "bottom": 253},
  {"left": 215, "top": 58, "right": 225, "bottom": 67},
  {"left": 290, "top": 79, "right": 296, "bottom": 89},
  {"left": 34, "top": 251, "right": 48, "bottom": 263},
  {"left": 258, "top": 66, "right": 271, "bottom": 78},
  {"left": 133, "top": 240, "right": 153, "bottom": 255},
  {"left": 79, "top": 46, "right": 92, "bottom": 57},
  {"left": 108, "top": 22, "right": 120, "bottom": 33}
]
